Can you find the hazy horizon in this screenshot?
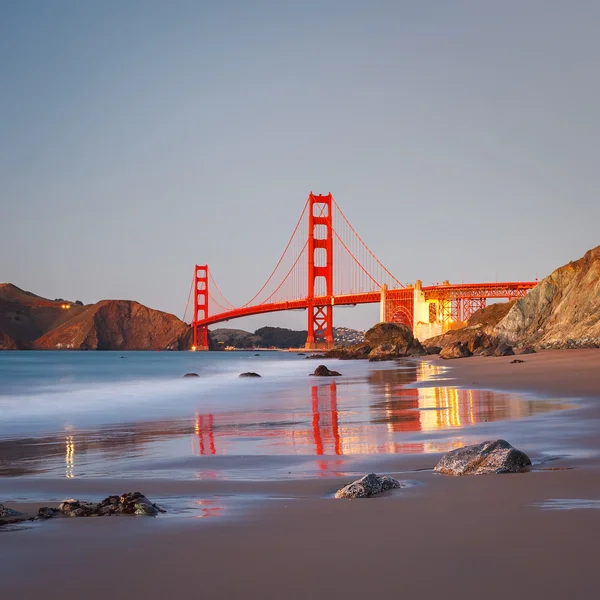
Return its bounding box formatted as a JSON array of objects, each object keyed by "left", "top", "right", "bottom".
[{"left": 2, "top": 1, "right": 599, "bottom": 331}]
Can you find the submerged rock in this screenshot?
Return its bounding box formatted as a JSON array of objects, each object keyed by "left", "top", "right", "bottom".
[
  {"left": 312, "top": 365, "right": 341, "bottom": 377},
  {"left": 440, "top": 342, "right": 472, "bottom": 359},
  {"left": 183, "top": 372, "right": 199, "bottom": 378},
  {"left": 335, "top": 473, "right": 401, "bottom": 499},
  {"left": 239, "top": 372, "right": 261, "bottom": 378},
  {"left": 434, "top": 440, "right": 532, "bottom": 475}
]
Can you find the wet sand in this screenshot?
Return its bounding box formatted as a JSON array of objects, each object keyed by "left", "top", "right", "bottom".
[{"left": 2, "top": 349, "right": 600, "bottom": 599}]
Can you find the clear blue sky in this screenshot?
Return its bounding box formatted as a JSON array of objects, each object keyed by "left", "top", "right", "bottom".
[{"left": 1, "top": 1, "right": 599, "bottom": 331}]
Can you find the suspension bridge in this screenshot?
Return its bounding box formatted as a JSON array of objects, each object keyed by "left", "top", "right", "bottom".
[{"left": 186, "top": 193, "right": 536, "bottom": 350}]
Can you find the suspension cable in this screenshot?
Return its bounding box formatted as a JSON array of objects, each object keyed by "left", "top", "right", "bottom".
[{"left": 332, "top": 198, "right": 404, "bottom": 288}]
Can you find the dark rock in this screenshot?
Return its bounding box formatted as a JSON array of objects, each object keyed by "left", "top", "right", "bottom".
[
  {"left": 254, "top": 353, "right": 260, "bottom": 356},
  {"left": 425, "top": 345, "right": 442, "bottom": 355},
  {"left": 434, "top": 440, "right": 532, "bottom": 475},
  {"left": 56, "top": 493, "right": 165, "bottom": 518},
  {"left": 305, "top": 353, "right": 326, "bottom": 359},
  {"left": 183, "top": 372, "right": 199, "bottom": 378},
  {"left": 493, "top": 343, "right": 514, "bottom": 357},
  {"left": 297, "top": 353, "right": 306, "bottom": 356},
  {"left": 0, "top": 504, "right": 23, "bottom": 518},
  {"left": 510, "top": 359, "right": 525, "bottom": 364},
  {"left": 515, "top": 346, "right": 536, "bottom": 355},
  {"left": 312, "top": 365, "right": 341, "bottom": 377},
  {"left": 365, "top": 322, "right": 413, "bottom": 347},
  {"left": 363, "top": 323, "right": 426, "bottom": 358},
  {"left": 37, "top": 507, "right": 60, "bottom": 519},
  {"left": 239, "top": 372, "right": 261, "bottom": 378},
  {"left": 368, "top": 343, "right": 397, "bottom": 361},
  {"left": 326, "top": 343, "right": 372, "bottom": 360},
  {"left": 335, "top": 473, "right": 402, "bottom": 499},
  {"left": 440, "top": 342, "right": 472, "bottom": 359}
]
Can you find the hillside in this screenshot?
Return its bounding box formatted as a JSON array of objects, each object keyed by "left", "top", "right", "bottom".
[
  {"left": 495, "top": 245, "right": 600, "bottom": 348},
  {"left": 33, "top": 300, "right": 191, "bottom": 350},
  {"left": 0, "top": 283, "right": 87, "bottom": 348},
  {"left": 210, "top": 328, "right": 261, "bottom": 349}
]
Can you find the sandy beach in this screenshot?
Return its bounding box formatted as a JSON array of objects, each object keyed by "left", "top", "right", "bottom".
[{"left": 2, "top": 349, "right": 600, "bottom": 599}]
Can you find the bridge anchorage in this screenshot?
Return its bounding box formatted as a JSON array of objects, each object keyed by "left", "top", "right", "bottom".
[{"left": 187, "top": 193, "right": 537, "bottom": 350}]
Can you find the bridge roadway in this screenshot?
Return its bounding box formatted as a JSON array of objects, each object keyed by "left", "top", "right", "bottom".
[{"left": 194, "top": 281, "right": 537, "bottom": 328}]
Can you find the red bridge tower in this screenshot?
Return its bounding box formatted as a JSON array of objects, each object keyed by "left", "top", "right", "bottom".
[
  {"left": 193, "top": 264, "right": 209, "bottom": 350},
  {"left": 306, "top": 193, "right": 334, "bottom": 349}
]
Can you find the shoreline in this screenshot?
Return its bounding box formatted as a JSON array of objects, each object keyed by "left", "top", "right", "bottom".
[{"left": 2, "top": 348, "right": 600, "bottom": 599}]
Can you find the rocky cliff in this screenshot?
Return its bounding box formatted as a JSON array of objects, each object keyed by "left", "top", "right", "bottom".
[
  {"left": 495, "top": 245, "right": 600, "bottom": 348},
  {"left": 33, "top": 300, "right": 191, "bottom": 351}
]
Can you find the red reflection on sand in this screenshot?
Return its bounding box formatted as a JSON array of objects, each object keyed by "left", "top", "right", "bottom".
[
  {"left": 311, "top": 383, "right": 342, "bottom": 456},
  {"left": 195, "top": 414, "right": 216, "bottom": 455}
]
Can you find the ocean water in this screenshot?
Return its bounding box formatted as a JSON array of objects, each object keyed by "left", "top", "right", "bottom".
[{"left": 0, "top": 351, "right": 573, "bottom": 480}]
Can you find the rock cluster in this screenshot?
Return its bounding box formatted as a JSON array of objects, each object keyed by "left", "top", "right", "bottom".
[
  {"left": 423, "top": 301, "right": 515, "bottom": 357},
  {"left": 38, "top": 493, "right": 165, "bottom": 519},
  {"left": 327, "top": 322, "right": 426, "bottom": 361},
  {"left": 434, "top": 440, "right": 532, "bottom": 475},
  {"left": 335, "top": 473, "right": 402, "bottom": 499}
]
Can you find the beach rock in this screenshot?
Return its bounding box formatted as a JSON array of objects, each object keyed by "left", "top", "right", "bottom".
[
  {"left": 367, "top": 343, "right": 397, "bottom": 361},
  {"left": 0, "top": 504, "right": 23, "bottom": 518},
  {"left": 515, "top": 345, "right": 536, "bottom": 355},
  {"left": 59, "top": 499, "right": 96, "bottom": 517},
  {"left": 364, "top": 323, "right": 426, "bottom": 358},
  {"left": 183, "top": 372, "right": 199, "bottom": 378},
  {"left": 425, "top": 345, "right": 442, "bottom": 355},
  {"left": 335, "top": 473, "right": 401, "bottom": 499},
  {"left": 55, "top": 493, "right": 165, "bottom": 518},
  {"left": 434, "top": 440, "right": 532, "bottom": 475},
  {"left": 510, "top": 359, "right": 525, "bottom": 364},
  {"left": 326, "top": 343, "right": 372, "bottom": 360},
  {"left": 95, "top": 493, "right": 165, "bottom": 516},
  {"left": 239, "top": 372, "right": 261, "bottom": 378},
  {"left": 37, "top": 507, "right": 60, "bottom": 519},
  {"left": 312, "top": 365, "right": 341, "bottom": 377},
  {"left": 115, "top": 492, "right": 165, "bottom": 516},
  {"left": 440, "top": 342, "right": 472, "bottom": 359},
  {"left": 493, "top": 343, "right": 515, "bottom": 357}
]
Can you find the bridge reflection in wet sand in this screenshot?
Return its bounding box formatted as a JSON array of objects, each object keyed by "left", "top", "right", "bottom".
[{"left": 191, "top": 363, "right": 566, "bottom": 457}]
